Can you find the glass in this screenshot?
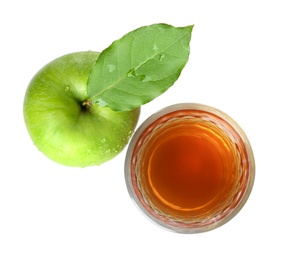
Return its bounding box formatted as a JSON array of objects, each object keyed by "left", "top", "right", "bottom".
[{"left": 124, "top": 103, "right": 255, "bottom": 233}]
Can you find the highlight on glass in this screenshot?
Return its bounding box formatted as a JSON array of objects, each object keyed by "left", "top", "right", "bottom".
[{"left": 125, "top": 103, "right": 255, "bottom": 233}]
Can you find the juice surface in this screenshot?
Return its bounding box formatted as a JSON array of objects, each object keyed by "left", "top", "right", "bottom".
[
  {"left": 136, "top": 111, "right": 239, "bottom": 219},
  {"left": 148, "top": 130, "right": 223, "bottom": 210}
]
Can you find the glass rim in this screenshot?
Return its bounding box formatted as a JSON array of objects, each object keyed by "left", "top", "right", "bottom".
[{"left": 124, "top": 103, "right": 255, "bottom": 234}]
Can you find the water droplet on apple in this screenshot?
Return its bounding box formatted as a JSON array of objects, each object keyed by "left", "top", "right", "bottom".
[
  {"left": 105, "top": 149, "right": 110, "bottom": 154},
  {"left": 65, "top": 86, "right": 70, "bottom": 92},
  {"left": 57, "top": 150, "right": 63, "bottom": 156},
  {"left": 101, "top": 138, "right": 106, "bottom": 143},
  {"left": 127, "top": 130, "right": 133, "bottom": 139}
]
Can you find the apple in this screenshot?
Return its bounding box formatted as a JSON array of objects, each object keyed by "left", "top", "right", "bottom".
[{"left": 23, "top": 51, "right": 140, "bottom": 167}]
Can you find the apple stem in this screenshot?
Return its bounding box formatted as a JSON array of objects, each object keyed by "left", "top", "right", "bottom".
[{"left": 82, "top": 100, "right": 92, "bottom": 107}]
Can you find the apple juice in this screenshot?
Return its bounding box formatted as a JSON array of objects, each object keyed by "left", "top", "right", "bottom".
[{"left": 125, "top": 103, "right": 255, "bottom": 233}]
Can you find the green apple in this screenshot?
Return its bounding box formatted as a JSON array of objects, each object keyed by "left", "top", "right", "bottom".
[{"left": 23, "top": 51, "right": 140, "bottom": 167}]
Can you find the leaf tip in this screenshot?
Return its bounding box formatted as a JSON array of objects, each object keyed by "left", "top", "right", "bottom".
[{"left": 185, "top": 24, "right": 194, "bottom": 32}]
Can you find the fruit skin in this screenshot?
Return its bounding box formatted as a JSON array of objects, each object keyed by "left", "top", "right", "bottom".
[{"left": 23, "top": 51, "right": 140, "bottom": 167}]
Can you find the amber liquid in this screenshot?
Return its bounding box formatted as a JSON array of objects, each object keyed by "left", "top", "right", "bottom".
[{"left": 134, "top": 109, "right": 246, "bottom": 221}]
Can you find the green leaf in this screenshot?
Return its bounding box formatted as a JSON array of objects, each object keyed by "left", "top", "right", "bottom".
[{"left": 87, "top": 23, "right": 194, "bottom": 111}]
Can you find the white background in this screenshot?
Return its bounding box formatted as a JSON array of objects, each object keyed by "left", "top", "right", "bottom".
[{"left": 1, "top": 0, "right": 284, "bottom": 259}]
